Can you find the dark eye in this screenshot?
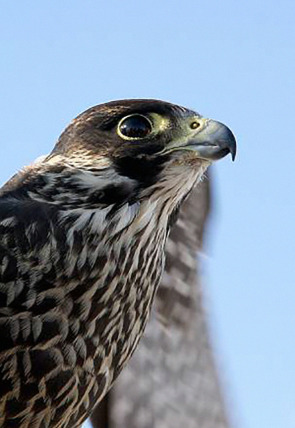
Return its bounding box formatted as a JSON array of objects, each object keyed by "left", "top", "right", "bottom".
[{"left": 118, "top": 115, "right": 152, "bottom": 139}]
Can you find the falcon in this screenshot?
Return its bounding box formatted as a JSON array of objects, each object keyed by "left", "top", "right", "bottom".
[{"left": 0, "top": 99, "right": 236, "bottom": 428}]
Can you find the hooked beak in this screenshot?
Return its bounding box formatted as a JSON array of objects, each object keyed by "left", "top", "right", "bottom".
[{"left": 185, "top": 119, "right": 237, "bottom": 161}]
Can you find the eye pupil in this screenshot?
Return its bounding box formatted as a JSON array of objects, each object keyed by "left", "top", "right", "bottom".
[{"left": 119, "top": 115, "right": 152, "bottom": 138}]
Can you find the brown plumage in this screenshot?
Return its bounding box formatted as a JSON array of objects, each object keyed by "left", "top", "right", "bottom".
[{"left": 0, "top": 100, "right": 236, "bottom": 427}]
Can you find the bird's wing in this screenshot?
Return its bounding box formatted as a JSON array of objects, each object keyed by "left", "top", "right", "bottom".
[
  {"left": 0, "top": 195, "right": 56, "bottom": 419},
  {"left": 0, "top": 196, "right": 57, "bottom": 301}
]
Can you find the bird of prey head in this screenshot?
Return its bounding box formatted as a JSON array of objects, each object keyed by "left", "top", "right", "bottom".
[
  {"left": 0, "top": 99, "right": 236, "bottom": 428},
  {"left": 46, "top": 99, "right": 236, "bottom": 205},
  {"left": 3, "top": 99, "right": 236, "bottom": 211}
]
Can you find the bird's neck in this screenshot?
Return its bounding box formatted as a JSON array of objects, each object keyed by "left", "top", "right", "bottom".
[
  {"left": 55, "top": 159, "right": 206, "bottom": 303},
  {"left": 54, "top": 166, "right": 204, "bottom": 382}
]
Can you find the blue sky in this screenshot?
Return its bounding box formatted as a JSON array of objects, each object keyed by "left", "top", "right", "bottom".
[{"left": 1, "top": 1, "right": 294, "bottom": 427}]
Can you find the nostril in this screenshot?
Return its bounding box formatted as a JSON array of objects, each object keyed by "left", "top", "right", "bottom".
[{"left": 190, "top": 121, "right": 200, "bottom": 130}]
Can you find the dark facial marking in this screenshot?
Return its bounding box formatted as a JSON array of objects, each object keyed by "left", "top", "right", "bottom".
[{"left": 114, "top": 153, "right": 169, "bottom": 188}]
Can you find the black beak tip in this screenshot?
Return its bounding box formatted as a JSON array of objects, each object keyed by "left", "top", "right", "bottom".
[
  {"left": 213, "top": 122, "right": 237, "bottom": 162},
  {"left": 222, "top": 130, "right": 237, "bottom": 162},
  {"left": 216, "top": 137, "right": 237, "bottom": 162},
  {"left": 230, "top": 143, "right": 237, "bottom": 161}
]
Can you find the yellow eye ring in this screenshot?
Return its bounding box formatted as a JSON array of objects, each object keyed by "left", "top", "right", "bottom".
[{"left": 190, "top": 121, "right": 200, "bottom": 130}]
